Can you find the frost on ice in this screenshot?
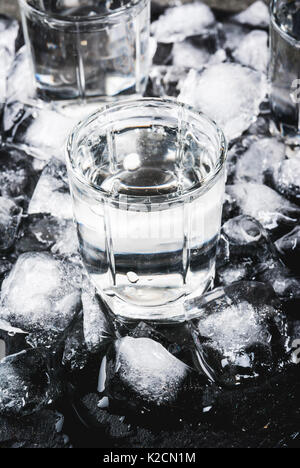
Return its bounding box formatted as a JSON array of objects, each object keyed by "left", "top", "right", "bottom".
[
  {"left": 113, "top": 337, "right": 190, "bottom": 405},
  {"left": 179, "top": 63, "right": 268, "bottom": 141}
]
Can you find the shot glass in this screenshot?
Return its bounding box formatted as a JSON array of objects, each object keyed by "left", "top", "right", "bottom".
[
  {"left": 67, "top": 98, "right": 227, "bottom": 322},
  {"left": 19, "top": 0, "right": 150, "bottom": 102},
  {"left": 269, "top": 0, "right": 300, "bottom": 143}
]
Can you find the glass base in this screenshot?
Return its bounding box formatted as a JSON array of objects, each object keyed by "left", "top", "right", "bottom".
[{"left": 99, "top": 276, "right": 214, "bottom": 324}]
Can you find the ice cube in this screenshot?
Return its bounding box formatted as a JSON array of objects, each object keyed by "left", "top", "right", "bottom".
[
  {"left": 216, "top": 216, "right": 300, "bottom": 303},
  {"left": 216, "top": 215, "right": 274, "bottom": 286},
  {"left": 178, "top": 63, "right": 268, "bottom": 141},
  {"left": 51, "top": 219, "right": 79, "bottom": 257},
  {"left": 82, "top": 288, "right": 113, "bottom": 354},
  {"left": 226, "top": 183, "right": 300, "bottom": 235},
  {"left": 257, "top": 263, "right": 300, "bottom": 304},
  {"left": 16, "top": 213, "right": 78, "bottom": 257},
  {"left": 0, "top": 349, "right": 61, "bottom": 417},
  {"left": 3, "top": 102, "right": 77, "bottom": 162},
  {"left": 0, "top": 146, "right": 39, "bottom": 200},
  {"left": 151, "top": 2, "right": 216, "bottom": 43},
  {"left": 231, "top": 1, "right": 270, "bottom": 29},
  {"left": 220, "top": 215, "right": 272, "bottom": 257},
  {"left": 109, "top": 337, "right": 190, "bottom": 405},
  {"left": 275, "top": 227, "right": 300, "bottom": 274},
  {"left": 0, "top": 197, "right": 22, "bottom": 251},
  {"left": 190, "top": 282, "right": 288, "bottom": 386},
  {"left": 233, "top": 30, "right": 268, "bottom": 73},
  {"left": 266, "top": 154, "right": 300, "bottom": 205},
  {"left": 28, "top": 158, "right": 73, "bottom": 220},
  {"left": 6, "top": 46, "right": 36, "bottom": 103},
  {"left": 0, "top": 252, "right": 82, "bottom": 347},
  {"left": 234, "top": 138, "right": 286, "bottom": 184}
]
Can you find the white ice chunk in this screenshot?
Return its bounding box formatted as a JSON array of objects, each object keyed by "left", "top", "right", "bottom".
[
  {"left": 172, "top": 40, "right": 226, "bottom": 70},
  {"left": 0, "top": 252, "right": 81, "bottom": 335},
  {"left": 179, "top": 63, "right": 268, "bottom": 141},
  {"left": 151, "top": 2, "right": 215, "bottom": 43},
  {"left": 115, "top": 337, "right": 190, "bottom": 405},
  {"left": 198, "top": 301, "right": 271, "bottom": 355},
  {"left": 233, "top": 30, "right": 268, "bottom": 73},
  {"left": 235, "top": 137, "right": 286, "bottom": 183},
  {"left": 232, "top": 1, "right": 270, "bottom": 29},
  {"left": 226, "top": 182, "right": 300, "bottom": 231}
]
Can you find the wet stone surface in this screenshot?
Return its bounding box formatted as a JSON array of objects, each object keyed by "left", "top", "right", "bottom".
[{"left": 0, "top": 1, "right": 299, "bottom": 449}]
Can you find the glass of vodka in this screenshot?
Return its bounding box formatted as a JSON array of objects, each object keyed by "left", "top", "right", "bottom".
[
  {"left": 270, "top": 0, "right": 300, "bottom": 143},
  {"left": 67, "top": 98, "right": 227, "bottom": 322},
  {"left": 18, "top": 0, "right": 150, "bottom": 102}
]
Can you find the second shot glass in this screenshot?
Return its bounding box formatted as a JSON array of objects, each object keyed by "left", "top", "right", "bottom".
[{"left": 19, "top": 0, "right": 151, "bottom": 103}]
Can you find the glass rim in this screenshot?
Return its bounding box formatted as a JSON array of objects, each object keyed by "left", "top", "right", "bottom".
[
  {"left": 66, "top": 97, "right": 228, "bottom": 206},
  {"left": 18, "top": 0, "right": 148, "bottom": 25},
  {"left": 270, "top": 0, "right": 300, "bottom": 47}
]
